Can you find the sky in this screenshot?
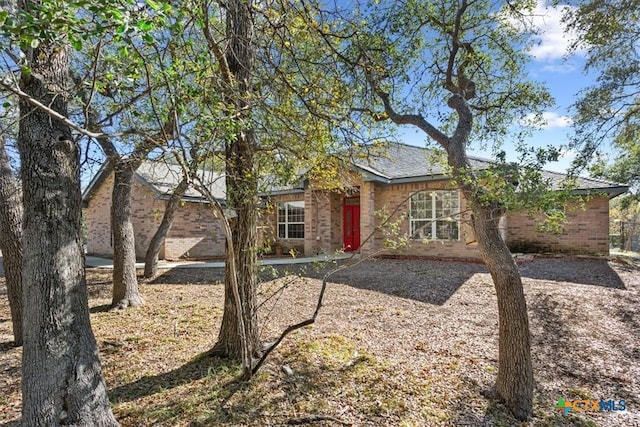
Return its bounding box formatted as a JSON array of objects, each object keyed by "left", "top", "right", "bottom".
[{"left": 400, "top": 0, "right": 596, "bottom": 174}]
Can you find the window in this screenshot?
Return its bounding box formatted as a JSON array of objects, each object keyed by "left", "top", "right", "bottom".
[
  {"left": 278, "top": 201, "right": 305, "bottom": 239},
  {"left": 409, "top": 190, "right": 460, "bottom": 240}
]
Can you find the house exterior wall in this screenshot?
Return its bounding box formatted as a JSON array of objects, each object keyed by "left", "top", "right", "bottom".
[
  {"left": 88, "top": 170, "right": 614, "bottom": 261},
  {"left": 265, "top": 192, "right": 307, "bottom": 255},
  {"left": 85, "top": 173, "right": 117, "bottom": 257},
  {"left": 85, "top": 172, "right": 224, "bottom": 260},
  {"left": 367, "top": 180, "right": 481, "bottom": 259},
  {"left": 304, "top": 189, "right": 343, "bottom": 255},
  {"left": 506, "top": 195, "right": 610, "bottom": 255},
  {"left": 163, "top": 202, "right": 225, "bottom": 260}
]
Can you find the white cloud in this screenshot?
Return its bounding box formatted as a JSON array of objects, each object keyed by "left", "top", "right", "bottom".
[
  {"left": 514, "top": 0, "right": 586, "bottom": 62},
  {"left": 521, "top": 111, "right": 573, "bottom": 129},
  {"left": 539, "top": 62, "right": 577, "bottom": 74},
  {"left": 559, "top": 148, "right": 578, "bottom": 159}
]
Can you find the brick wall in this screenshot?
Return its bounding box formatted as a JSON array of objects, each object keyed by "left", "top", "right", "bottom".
[
  {"left": 304, "top": 190, "right": 343, "bottom": 255},
  {"left": 264, "top": 193, "right": 306, "bottom": 255},
  {"left": 245, "top": 181, "right": 613, "bottom": 259},
  {"left": 85, "top": 173, "right": 117, "bottom": 257},
  {"left": 85, "top": 172, "right": 225, "bottom": 260},
  {"left": 506, "top": 195, "right": 610, "bottom": 255},
  {"left": 360, "top": 181, "right": 375, "bottom": 256},
  {"left": 164, "top": 202, "right": 225, "bottom": 259},
  {"left": 369, "top": 180, "right": 481, "bottom": 259}
]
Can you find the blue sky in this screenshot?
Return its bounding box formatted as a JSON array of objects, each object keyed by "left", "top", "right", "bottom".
[{"left": 400, "top": 0, "right": 597, "bottom": 174}]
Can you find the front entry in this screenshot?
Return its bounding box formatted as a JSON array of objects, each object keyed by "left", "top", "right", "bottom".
[{"left": 343, "top": 196, "right": 361, "bottom": 251}]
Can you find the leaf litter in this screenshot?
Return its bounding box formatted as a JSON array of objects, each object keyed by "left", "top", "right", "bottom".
[{"left": 0, "top": 256, "right": 638, "bottom": 426}]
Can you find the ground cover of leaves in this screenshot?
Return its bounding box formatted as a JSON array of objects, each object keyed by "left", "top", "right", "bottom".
[{"left": 0, "top": 255, "right": 639, "bottom": 426}]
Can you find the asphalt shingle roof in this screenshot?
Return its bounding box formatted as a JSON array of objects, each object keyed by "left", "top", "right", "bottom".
[
  {"left": 352, "top": 142, "right": 627, "bottom": 195},
  {"left": 83, "top": 143, "right": 628, "bottom": 204},
  {"left": 135, "top": 162, "right": 226, "bottom": 201},
  {"left": 352, "top": 142, "right": 491, "bottom": 180}
]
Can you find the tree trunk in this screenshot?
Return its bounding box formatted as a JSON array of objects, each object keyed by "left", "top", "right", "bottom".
[
  {"left": 623, "top": 216, "right": 635, "bottom": 252},
  {"left": 110, "top": 161, "right": 143, "bottom": 309},
  {"left": 143, "top": 176, "right": 189, "bottom": 278},
  {"left": 446, "top": 129, "right": 533, "bottom": 420},
  {"left": 212, "top": 0, "right": 261, "bottom": 363},
  {"left": 0, "top": 137, "right": 23, "bottom": 347},
  {"left": 472, "top": 205, "right": 533, "bottom": 420},
  {"left": 17, "top": 33, "right": 118, "bottom": 426}
]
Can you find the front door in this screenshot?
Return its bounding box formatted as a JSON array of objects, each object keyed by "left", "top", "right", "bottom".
[{"left": 343, "top": 197, "right": 361, "bottom": 251}]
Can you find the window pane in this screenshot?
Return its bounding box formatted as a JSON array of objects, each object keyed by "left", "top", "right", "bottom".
[
  {"left": 287, "top": 201, "right": 304, "bottom": 223},
  {"left": 410, "top": 190, "right": 459, "bottom": 240},
  {"left": 288, "top": 206, "right": 304, "bottom": 223},
  {"left": 277, "top": 201, "right": 305, "bottom": 239},
  {"left": 410, "top": 192, "right": 429, "bottom": 220},
  {"left": 411, "top": 220, "right": 432, "bottom": 239},
  {"left": 441, "top": 191, "right": 458, "bottom": 215},
  {"left": 436, "top": 220, "right": 459, "bottom": 240},
  {"left": 288, "top": 224, "right": 305, "bottom": 239}
]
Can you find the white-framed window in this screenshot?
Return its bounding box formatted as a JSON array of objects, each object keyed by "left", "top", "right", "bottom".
[
  {"left": 277, "top": 201, "right": 305, "bottom": 239},
  {"left": 409, "top": 190, "right": 460, "bottom": 240}
]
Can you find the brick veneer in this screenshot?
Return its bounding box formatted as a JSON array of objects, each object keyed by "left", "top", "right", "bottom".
[
  {"left": 87, "top": 172, "right": 613, "bottom": 260},
  {"left": 363, "top": 180, "right": 481, "bottom": 258},
  {"left": 506, "top": 195, "right": 610, "bottom": 255},
  {"left": 85, "top": 172, "right": 224, "bottom": 260}
]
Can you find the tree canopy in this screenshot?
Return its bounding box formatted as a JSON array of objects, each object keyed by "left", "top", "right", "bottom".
[{"left": 565, "top": 0, "right": 640, "bottom": 196}]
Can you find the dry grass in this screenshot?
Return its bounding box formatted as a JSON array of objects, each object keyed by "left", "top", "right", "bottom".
[{"left": 1, "top": 256, "right": 639, "bottom": 426}]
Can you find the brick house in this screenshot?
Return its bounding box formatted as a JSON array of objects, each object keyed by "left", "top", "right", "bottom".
[
  {"left": 83, "top": 143, "right": 628, "bottom": 260},
  {"left": 263, "top": 143, "right": 627, "bottom": 258},
  {"left": 83, "top": 162, "right": 226, "bottom": 260}
]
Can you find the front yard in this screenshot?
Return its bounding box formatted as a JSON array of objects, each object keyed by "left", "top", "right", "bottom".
[{"left": 1, "top": 256, "right": 638, "bottom": 426}]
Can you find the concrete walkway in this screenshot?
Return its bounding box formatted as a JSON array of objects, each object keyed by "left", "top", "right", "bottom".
[{"left": 85, "top": 252, "right": 355, "bottom": 270}]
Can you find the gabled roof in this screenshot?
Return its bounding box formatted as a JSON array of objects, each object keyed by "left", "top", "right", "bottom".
[
  {"left": 540, "top": 170, "right": 628, "bottom": 198},
  {"left": 136, "top": 162, "right": 226, "bottom": 201},
  {"left": 82, "top": 143, "right": 629, "bottom": 205},
  {"left": 82, "top": 161, "right": 225, "bottom": 207}
]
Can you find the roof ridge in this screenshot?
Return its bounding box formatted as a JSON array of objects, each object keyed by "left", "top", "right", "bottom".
[{"left": 541, "top": 169, "right": 628, "bottom": 187}]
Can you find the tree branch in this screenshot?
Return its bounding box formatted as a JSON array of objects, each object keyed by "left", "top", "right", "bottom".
[
  {"left": 364, "top": 71, "right": 451, "bottom": 148},
  {"left": 0, "top": 79, "right": 105, "bottom": 139}
]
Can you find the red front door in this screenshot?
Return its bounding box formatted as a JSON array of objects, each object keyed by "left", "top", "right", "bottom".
[{"left": 343, "top": 199, "right": 361, "bottom": 251}]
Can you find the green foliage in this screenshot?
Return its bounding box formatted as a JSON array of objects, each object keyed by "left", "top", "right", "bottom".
[
  {"left": 374, "top": 208, "right": 410, "bottom": 250},
  {"left": 311, "top": 0, "right": 564, "bottom": 221},
  {"left": 341, "top": 0, "right": 554, "bottom": 148},
  {"left": 252, "top": 0, "right": 389, "bottom": 191},
  {"left": 566, "top": 0, "right": 640, "bottom": 191}
]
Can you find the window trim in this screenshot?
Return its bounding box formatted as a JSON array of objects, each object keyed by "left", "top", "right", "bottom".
[
  {"left": 409, "top": 190, "right": 460, "bottom": 241},
  {"left": 277, "top": 201, "right": 305, "bottom": 239}
]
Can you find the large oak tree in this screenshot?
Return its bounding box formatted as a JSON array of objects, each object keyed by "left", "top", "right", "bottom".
[
  {"left": 8, "top": 0, "right": 118, "bottom": 423},
  {"left": 320, "top": 0, "right": 555, "bottom": 419}
]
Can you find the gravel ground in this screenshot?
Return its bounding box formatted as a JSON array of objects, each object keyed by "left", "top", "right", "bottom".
[{"left": 1, "top": 255, "right": 638, "bottom": 426}]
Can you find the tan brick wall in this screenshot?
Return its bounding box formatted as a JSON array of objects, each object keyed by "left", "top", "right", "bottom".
[
  {"left": 131, "top": 179, "right": 167, "bottom": 258},
  {"left": 255, "top": 181, "right": 613, "bottom": 259},
  {"left": 506, "top": 195, "right": 610, "bottom": 255},
  {"left": 360, "top": 181, "right": 376, "bottom": 256},
  {"left": 164, "top": 202, "right": 224, "bottom": 259},
  {"left": 303, "top": 190, "right": 343, "bottom": 255},
  {"left": 264, "top": 193, "right": 306, "bottom": 255},
  {"left": 85, "top": 172, "right": 225, "bottom": 260},
  {"left": 85, "top": 173, "right": 117, "bottom": 257},
  {"left": 369, "top": 180, "right": 481, "bottom": 259}
]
